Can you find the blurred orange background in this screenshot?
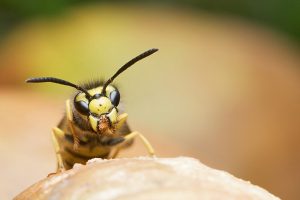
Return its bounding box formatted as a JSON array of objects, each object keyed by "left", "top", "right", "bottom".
[{"left": 0, "top": 2, "right": 299, "bottom": 200}]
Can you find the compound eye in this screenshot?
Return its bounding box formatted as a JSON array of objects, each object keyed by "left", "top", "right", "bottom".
[
  {"left": 74, "top": 100, "right": 89, "bottom": 115},
  {"left": 110, "top": 90, "right": 120, "bottom": 106}
]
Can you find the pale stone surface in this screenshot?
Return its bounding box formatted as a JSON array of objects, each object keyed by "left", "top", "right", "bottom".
[{"left": 15, "top": 157, "right": 280, "bottom": 200}]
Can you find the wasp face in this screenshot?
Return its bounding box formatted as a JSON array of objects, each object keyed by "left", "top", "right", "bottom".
[{"left": 74, "top": 85, "right": 120, "bottom": 134}]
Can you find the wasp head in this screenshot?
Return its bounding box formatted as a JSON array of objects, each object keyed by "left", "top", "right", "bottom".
[{"left": 74, "top": 85, "right": 120, "bottom": 135}]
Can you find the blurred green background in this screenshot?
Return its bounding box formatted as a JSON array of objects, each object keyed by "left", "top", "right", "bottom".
[
  {"left": 0, "top": 1, "right": 299, "bottom": 200},
  {"left": 1, "top": 0, "right": 300, "bottom": 42}
]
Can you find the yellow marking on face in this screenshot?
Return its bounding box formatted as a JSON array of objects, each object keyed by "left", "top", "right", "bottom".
[
  {"left": 75, "top": 93, "right": 89, "bottom": 103},
  {"left": 107, "top": 107, "right": 118, "bottom": 124},
  {"left": 88, "top": 85, "right": 115, "bottom": 96},
  {"left": 105, "top": 85, "right": 115, "bottom": 96},
  {"left": 87, "top": 87, "right": 103, "bottom": 96},
  {"left": 89, "top": 97, "right": 112, "bottom": 115},
  {"left": 88, "top": 115, "right": 99, "bottom": 132}
]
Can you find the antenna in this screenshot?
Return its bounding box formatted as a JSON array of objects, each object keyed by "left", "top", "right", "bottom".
[
  {"left": 101, "top": 48, "right": 158, "bottom": 95},
  {"left": 26, "top": 77, "right": 92, "bottom": 99}
]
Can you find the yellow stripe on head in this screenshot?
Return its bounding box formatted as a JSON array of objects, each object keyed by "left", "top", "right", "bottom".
[{"left": 89, "top": 97, "right": 112, "bottom": 115}]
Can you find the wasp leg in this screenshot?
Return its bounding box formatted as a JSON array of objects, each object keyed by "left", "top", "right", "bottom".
[
  {"left": 107, "top": 113, "right": 128, "bottom": 158},
  {"left": 111, "top": 113, "right": 155, "bottom": 157},
  {"left": 66, "top": 99, "right": 80, "bottom": 150},
  {"left": 124, "top": 131, "right": 155, "bottom": 156},
  {"left": 109, "top": 147, "right": 121, "bottom": 159},
  {"left": 52, "top": 127, "right": 66, "bottom": 172},
  {"left": 103, "top": 137, "right": 125, "bottom": 159}
]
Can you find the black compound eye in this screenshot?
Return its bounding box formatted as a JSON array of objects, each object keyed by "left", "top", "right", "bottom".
[
  {"left": 74, "top": 100, "right": 89, "bottom": 115},
  {"left": 110, "top": 90, "right": 120, "bottom": 106}
]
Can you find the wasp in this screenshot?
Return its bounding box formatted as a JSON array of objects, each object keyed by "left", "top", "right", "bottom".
[{"left": 26, "top": 48, "right": 158, "bottom": 172}]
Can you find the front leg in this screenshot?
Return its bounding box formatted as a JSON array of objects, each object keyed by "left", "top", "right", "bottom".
[
  {"left": 51, "top": 127, "right": 67, "bottom": 172},
  {"left": 66, "top": 99, "right": 80, "bottom": 150},
  {"left": 110, "top": 113, "right": 155, "bottom": 158},
  {"left": 109, "top": 131, "right": 155, "bottom": 159},
  {"left": 124, "top": 131, "right": 155, "bottom": 156}
]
